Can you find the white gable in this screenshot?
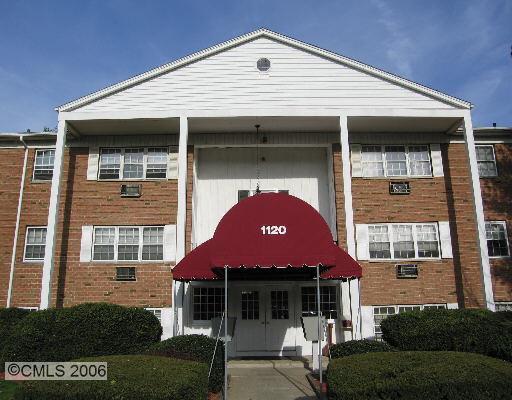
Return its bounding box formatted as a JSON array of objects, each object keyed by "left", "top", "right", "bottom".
[{"left": 74, "top": 36, "right": 463, "bottom": 113}]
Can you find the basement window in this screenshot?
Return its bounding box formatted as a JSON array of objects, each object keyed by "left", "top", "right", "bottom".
[{"left": 373, "top": 304, "right": 447, "bottom": 340}]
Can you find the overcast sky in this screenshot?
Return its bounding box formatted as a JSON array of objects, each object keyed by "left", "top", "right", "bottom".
[{"left": 0, "top": 0, "right": 510, "bottom": 132}]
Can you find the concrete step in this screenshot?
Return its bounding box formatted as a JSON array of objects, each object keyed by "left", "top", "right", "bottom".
[{"left": 228, "top": 356, "right": 329, "bottom": 369}]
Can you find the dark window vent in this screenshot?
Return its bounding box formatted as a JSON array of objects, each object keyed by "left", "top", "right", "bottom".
[
  {"left": 257, "top": 58, "right": 271, "bottom": 71},
  {"left": 120, "top": 184, "right": 142, "bottom": 198},
  {"left": 389, "top": 181, "right": 411, "bottom": 195},
  {"left": 116, "top": 267, "right": 136, "bottom": 281},
  {"left": 396, "top": 264, "right": 418, "bottom": 279}
]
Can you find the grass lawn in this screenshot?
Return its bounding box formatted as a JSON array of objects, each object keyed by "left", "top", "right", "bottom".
[{"left": 0, "top": 381, "right": 17, "bottom": 400}]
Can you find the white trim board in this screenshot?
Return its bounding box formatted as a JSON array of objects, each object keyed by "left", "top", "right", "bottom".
[
  {"left": 59, "top": 109, "right": 469, "bottom": 121},
  {"left": 56, "top": 29, "right": 470, "bottom": 112}
]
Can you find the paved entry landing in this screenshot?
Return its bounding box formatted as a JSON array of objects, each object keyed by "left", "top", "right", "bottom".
[{"left": 227, "top": 359, "right": 318, "bottom": 400}]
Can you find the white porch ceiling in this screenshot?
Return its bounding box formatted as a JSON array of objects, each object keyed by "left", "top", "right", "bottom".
[{"left": 68, "top": 115, "right": 462, "bottom": 136}]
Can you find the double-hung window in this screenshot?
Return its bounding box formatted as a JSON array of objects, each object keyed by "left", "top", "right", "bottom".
[
  {"left": 368, "top": 223, "right": 440, "bottom": 260},
  {"left": 485, "top": 221, "right": 509, "bottom": 257},
  {"left": 98, "top": 147, "right": 168, "bottom": 180},
  {"left": 361, "top": 145, "right": 432, "bottom": 178},
  {"left": 476, "top": 145, "right": 497, "bottom": 177},
  {"left": 373, "top": 304, "right": 446, "bottom": 340},
  {"left": 33, "top": 149, "right": 55, "bottom": 181},
  {"left": 92, "top": 226, "right": 164, "bottom": 261},
  {"left": 24, "top": 227, "right": 47, "bottom": 261}
]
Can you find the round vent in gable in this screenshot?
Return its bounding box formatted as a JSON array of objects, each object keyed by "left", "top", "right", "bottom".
[{"left": 257, "top": 58, "right": 271, "bottom": 71}]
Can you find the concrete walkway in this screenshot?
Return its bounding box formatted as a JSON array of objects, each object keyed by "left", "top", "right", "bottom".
[{"left": 227, "top": 359, "right": 319, "bottom": 400}]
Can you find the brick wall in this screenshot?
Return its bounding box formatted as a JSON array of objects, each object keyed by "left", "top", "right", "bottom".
[
  {"left": 0, "top": 148, "right": 25, "bottom": 306},
  {"left": 331, "top": 144, "right": 347, "bottom": 251},
  {"left": 43, "top": 147, "right": 177, "bottom": 308},
  {"left": 3, "top": 139, "right": 494, "bottom": 311},
  {"left": 346, "top": 143, "right": 485, "bottom": 308},
  {"left": 480, "top": 143, "right": 512, "bottom": 302},
  {"left": 9, "top": 148, "right": 52, "bottom": 307}
]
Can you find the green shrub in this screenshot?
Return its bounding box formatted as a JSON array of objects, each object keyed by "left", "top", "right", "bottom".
[
  {"left": 380, "top": 308, "right": 512, "bottom": 362},
  {"left": 1, "top": 303, "right": 161, "bottom": 371},
  {"left": 0, "top": 308, "right": 31, "bottom": 352},
  {"left": 147, "top": 334, "right": 224, "bottom": 393},
  {"left": 330, "top": 340, "right": 395, "bottom": 359},
  {"left": 327, "top": 351, "right": 512, "bottom": 400},
  {"left": 14, "top": 355, "right": 208, "bottom": 400}
]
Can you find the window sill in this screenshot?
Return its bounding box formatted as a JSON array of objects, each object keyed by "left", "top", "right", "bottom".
[
  {"left": 87, "top": 260, "right": 168, "bottom": 264},
  {"left": 96, "top": 178, "right": 171, "bottom": 182},
  {"left": 23, "top": 259, "right": 44, "bottom": 264},
  {"left": 31, "top": 179, "right": 52, "bottom": 184},
  {"left": 489, "top": 256, "right": 511, "bottom": 260},
  {"left": 358, "top": 176, "right": 434, "bottom": 180}
]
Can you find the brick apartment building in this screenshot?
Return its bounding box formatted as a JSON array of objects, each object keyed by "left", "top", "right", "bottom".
[{"left": 0, "top": 29, "right": 510, "bottom": 356}]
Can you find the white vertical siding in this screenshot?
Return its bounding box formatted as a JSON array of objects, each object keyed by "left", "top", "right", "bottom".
[
  {"left": 194, "top": 147, "right": 331, "bottom": 246},
  {"left": 78, "top": 38, "right": 457, "bottom": 112}
]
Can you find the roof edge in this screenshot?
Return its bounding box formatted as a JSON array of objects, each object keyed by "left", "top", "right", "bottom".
[{"left": 56, "top": 28, "right": 472, "bottom": 112}]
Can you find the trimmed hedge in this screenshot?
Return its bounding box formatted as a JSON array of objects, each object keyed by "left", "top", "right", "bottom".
[
  {"left": 14, "top": 355, "right": 208, "bottom": 400},
  {"left": 147, "top": 334, "right": 224, "bottom": 393},
  {"left": 380, "top": 308, "right": 512, "bottom": 362},
  {"left": 0, "top": 308, "right": 31, "bottom": 352},
  {"left": 1, "top": 303, "right": 161, "bottom": 370},
  {"left": 327, "top": 351, "right": 512, "bottom": 400},
  {"left": 330, "top": 340, "right": 395, "bottom": 359}
]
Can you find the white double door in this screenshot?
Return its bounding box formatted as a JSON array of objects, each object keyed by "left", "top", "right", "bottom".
[{"left": 235, "top": 285, "right": 296, "bottom": 353}]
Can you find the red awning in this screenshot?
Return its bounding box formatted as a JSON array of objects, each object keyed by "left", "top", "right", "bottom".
[{"left": 173, "top": 193, "right": 362, "bottom": 281}]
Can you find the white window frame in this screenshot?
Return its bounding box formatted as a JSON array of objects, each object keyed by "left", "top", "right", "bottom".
[
  {"left": 191, "top": 285, "right": 225, "bottom": 323},
  {"left": 368, "top": 223, "right": 441, "bottom": 261},
  {"left": 98, "top": 147, "right": 169, "bottom": 181},
  {"left": 485, "top": 221, "right": 510, "bottom": 258},
  {"left": 361, "top": 145, "right": 432, "bottom": 178},
  {"left": 373, "top": 303, "right": 447, "bottom": 340},
  {"left": 23, "top": 226, "right": 47, "bottom": 262},
  {"left": 300, "top": 285, "right": 339, "bottom": 320},
  {"left": 92, "top": 226, "right": 164, "bottom": 262},
  {"left": 32, "top": 148, "right": 56, "bottom": 181},
  {"left": 476, "top": 145, "right": 498, "bottom": 177}
]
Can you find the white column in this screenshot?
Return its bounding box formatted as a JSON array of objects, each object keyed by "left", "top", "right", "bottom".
[
  {"left": 176, "top": 116, "right": 188, "bottom": 263},
  {"left": 462, "top": 112, "right": 495, "bottom": 310},
  {"left": 340, "top": 115, "right": 362, "bottom": 339},
  {"left": 40, "top": 120, "right": 67, "bottom": 309},
  {"left": 173, "top": 117, "right": 189, "bottom": 336}
]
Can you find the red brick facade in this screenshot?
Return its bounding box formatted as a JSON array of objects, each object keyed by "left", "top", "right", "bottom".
[
  {"left": 347, "top": 143, "right": 485, "bottom": 308},
  {"left": 481, "top": 143, "right": 512, "bottom": 302},
  {"left": 1, "top": 136, "right": 510, "bottom": 311}
]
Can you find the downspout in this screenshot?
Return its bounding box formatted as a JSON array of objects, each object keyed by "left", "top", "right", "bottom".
[{"left": 6, "top": 136, "right": 29, "bottom": 307}]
